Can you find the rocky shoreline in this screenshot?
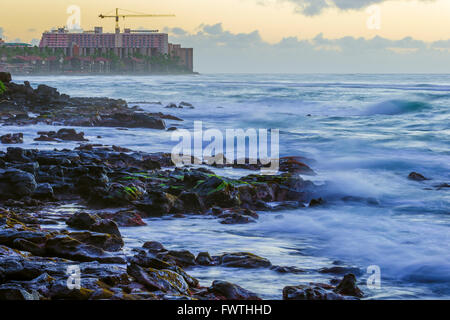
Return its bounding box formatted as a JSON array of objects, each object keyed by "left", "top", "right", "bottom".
[{"left": 0, "top": 72, "right": 365, "bottom": 300}]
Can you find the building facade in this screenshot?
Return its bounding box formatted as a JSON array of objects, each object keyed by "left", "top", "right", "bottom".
[
  {"left": 37, "top": 27, "right": 194, "bottom": 72},
  {"left": 39, "top": 27, "right": 168, "bottom": 58},
  {"left": 168, "top": 43, "right": 193, "bottom": 72}
]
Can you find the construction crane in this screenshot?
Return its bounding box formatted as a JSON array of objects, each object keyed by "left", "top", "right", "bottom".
[{"left": 99, "top": 8, "right": 175, "bottom": 32}]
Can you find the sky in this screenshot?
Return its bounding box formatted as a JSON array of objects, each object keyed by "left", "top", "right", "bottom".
[{"left": 0, "top": 0, "right": 449, "bottom": 73}]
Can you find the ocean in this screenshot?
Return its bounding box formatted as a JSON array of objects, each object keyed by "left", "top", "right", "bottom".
[{"left": 3, "top": 73, "right": 450, "bottom": 299}]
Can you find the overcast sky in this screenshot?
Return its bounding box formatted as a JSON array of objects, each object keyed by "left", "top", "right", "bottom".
[{"left": 1, "top": 0, "right": 449, "bottom": 73}]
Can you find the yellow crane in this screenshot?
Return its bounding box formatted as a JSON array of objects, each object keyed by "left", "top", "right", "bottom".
[{"left": 99, "top": 8, "right": 175, "bottom": 32}]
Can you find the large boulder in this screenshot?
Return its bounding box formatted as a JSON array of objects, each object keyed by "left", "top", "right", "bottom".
[
  {"left": 0, "top": 169, "right": 37, "bottom": 199},
  {"left": 195, "top": 176, "right": 240, "bottom": 208},
  {"left": 334, "top": 273, "right": 364, "bottom": 298},
  {"left": 217, "top": 252, "right": 271, "bottom": 269},
  {"left": 127, "top": 263, "right": 189, "bottom": 295},
  {"left": 282, "top": 274, "right": 363, "bottom": 300},
  {"left": 66, "top": 212, "right": 123, "bottom": 249},
  {"left": 283, "top": 283, "right": 345, "bottom": 300},
  {"left": 208, "top": 280, "right": 261, "bottom": 300},
  {"left": 44, "top": 235, "right": 125, "bottom": 264}
]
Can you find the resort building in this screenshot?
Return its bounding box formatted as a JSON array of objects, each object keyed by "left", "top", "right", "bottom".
[{"left": 39, "top": 27, "right": 193, "bottom": 71}]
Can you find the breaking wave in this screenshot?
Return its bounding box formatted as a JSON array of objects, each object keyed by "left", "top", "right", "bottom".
[{"left": 361, "top": 99, "right": 431, "bottom": 116}]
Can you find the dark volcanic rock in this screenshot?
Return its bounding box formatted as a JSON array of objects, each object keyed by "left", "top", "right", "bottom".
[
  {"left": 45, "top": 235, "right": 125, "bottom": 263},
  {"left": 142, "top": 241, "right": 166, "bottom": 253},
  {"left": 207, "top": 280, "right": 261, "bottom": 300},
  {"left": 127, "top": 263, "right": 189, "bottom": 294},
  {"left": 334, "top": 273, "right": 364, "bottom": 298},
  {"left": 66, "top": 212, "right": 123, "bottom": 250},
  {"left": 32, "top": 183, "right": 54, "bottom": 200},
  {"left": 0, "top": 169, "right": 37, "bottom": 199},
  {"left": 408, "top": 172, "right": 428, "bottom": 181},
  {"left": 283, "top": 274, "right": 363, "bottom": 300},
  {"left": 1, "top": 78, "right": 176, "bottom": 130},
  {"left": 283, "top": 283, "right": 345, "bottom": 300},
  {"left": 162, "top": 250, "right": 197, "bottom": 267},
  {"left": 92, "top": 113, "right": 166, "bottom": 130},
  {"left": 217, "top": 252, "right": 271, "bottom": 269},
  {"left": 270, "top": 265, "right": 305, "bottom": 274},
  {"left": 1, "top": 133, "right": 23, "bottom": 144},
  {"left": 35, "top": 128, "right": 88, "bottom": 142},
  {"left": 67, "top": 212, "right": 99, "bottom": 230},
  {"left": 195, "top": 252, "right": 213, "bottom": 266}
]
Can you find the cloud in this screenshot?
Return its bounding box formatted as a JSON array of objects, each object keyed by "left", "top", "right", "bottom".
[
  {"left": 0, "top": 27, "right": 4, "bottom": 39},
  {"left": 166, "top": 23, "right": 450, "bottom": 73},
  {"left": 276, "top": 0, "right": 434, "bottom": 16}
]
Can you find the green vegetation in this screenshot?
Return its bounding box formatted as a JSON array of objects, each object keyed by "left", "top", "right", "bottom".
[
  {"left": 0, "top": 80, "right": 6, "bottom": 95},
  {"left": 0, "top": 46, "right": 192, "bottom": 74}
]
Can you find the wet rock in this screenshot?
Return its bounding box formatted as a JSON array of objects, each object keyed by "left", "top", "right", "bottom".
[
  {"left": 162, "top": 250, "right": 197, "bottom": 267},
  {"left": 35, "top": 128, "right": 88, "bottom": 142},
  {"left": 283, "top": 283, "right": 345, "bottom": 300},
  {"left": 0, "top": 169, "right": 37, "bottom": 199},
  {"left": 195, "top": 176, "right": 240, "bottom": 208},
  {"left": 0, "top": 284, "right": 40, "bottom": 300},
  {"left": 270, "top": 265, "right": 305, "bottom": 274},
  {"left": 435, "top": 183, "right": 450, "bottom": 190},
  {"left": 165, "top": 103, "right": 179, "bottom": 109},
  {"left": 408, "top": 172, "right": 429, "bottom": 181},
  {"left": 129, "top": 251, "right": 173, "bottom": 269},
  {"left": 69, "top": 231, "right": 123, "bottom": 252},
  {"left": 219, "top": 212, "right": 257, "bottom": 225},
  {"left": 195, "top": 252, "right": 213, "bottom": 266},
  {"left": 143, "top": 241, "right": 166, "bottom": 253},
  {"left": 1, "top": 133, "right": 23, "bottom": 144},
  {"left": 99, "top": 210, "right": 146, "bottom": 227},
  {"left": 32, "top": 183, "right": 54, "bottom": 200},
  {"left": 45, "top": 235, "right": 125, "bottom": 263},
  {"left": 0, "top": 230, "right": 48, "bottom": 248},
  {"left": 47, "top": 281, "right": 94, "bottom": 300},
  {"left": 279, "top": 156, "right": 315, "bottom": 175},
  {"left": 309, "top": 198, "right": 325, "bottom": 207},
  {"left": 134, "top": 191, "right": 181, "bottom": 217},
  {"left": 127, "top": 263, "right": 189, "bottom": 295},
  {"left": 334, "top": 273, "right": 363, "bottom": 298},
  {"left": 208, "top": 280, "right": 261, "bottom": 300},
  {"left": 179, "top": 102, "right": 194, "bottom": 109},
  {"left": 178, "top": 191, "right": 204, "bottom": 213},
  {"left": 217, "top": 252, "right": 271, "bottom": 269},
  {"left": 217, "top": 208, "right": 258, "bottom": 225},
  {"left": 283, "top": 274, "right": 363, "bottom": 300},
  {"left": 67, "top": 212, "right": 99, "bottom": 230},
  {"left": 90, "top": 219, "right": 122, "bottom": 239},
  {"left": 66, "top": 212, "right": 123, "bottom": 249},
  {"left": 93, "top": 113, "right": 166, "bottom": 130}
]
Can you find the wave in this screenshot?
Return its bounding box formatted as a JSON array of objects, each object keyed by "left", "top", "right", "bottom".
[{"left": 360, "top": 99, "right": 431, "bottom": 116}]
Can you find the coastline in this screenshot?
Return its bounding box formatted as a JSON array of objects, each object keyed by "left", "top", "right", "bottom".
[{"left": 0, "top": 72, "right": 365, "bottom": 300}]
